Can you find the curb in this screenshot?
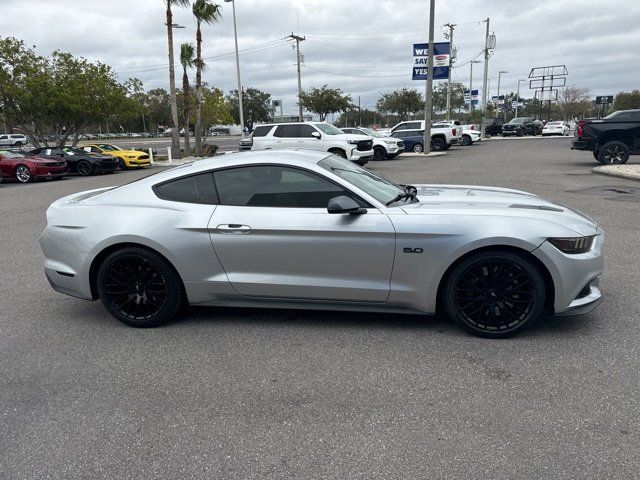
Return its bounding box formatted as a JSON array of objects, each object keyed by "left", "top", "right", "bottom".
[
  {"left": 399, "top": 151, "right": 447, "bottom": 158},
  {"left": 592, "top": 166, "right": 640, "bottom": 182}
]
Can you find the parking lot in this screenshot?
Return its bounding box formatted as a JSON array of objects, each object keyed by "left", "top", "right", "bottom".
[{"left": 2, "top": 138, "right": 640, "bottom": 478}]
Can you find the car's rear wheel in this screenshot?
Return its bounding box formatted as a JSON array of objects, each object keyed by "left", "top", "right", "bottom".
[
  {"left": 14, "top": 141, "right": 22, "bottom": 148},
  {"left": 517, "top": 129, "right": 524, "bottom": 137},
  {"left": 77, "top": 160, "right": 92, "bottom": 176},
  {"left": 373, "top": 146, "right": 387, "bottom": 161},
  {"left": 431, "top": 137, "right": 446, "bottom": 151},
  {"left": 15, "top": 165, "right": 33, "bottom": 183},
  {"left": 461, "top": 134, "right": 472, "bottom": 146},
  {"left": 442, "top": 250, "right": 545, "bottom": 338},
  {"left": 597, "top": 141, "right": 630, "bottom": 165},
  {"left": 97, "top": 247, "right": 182, "bottom": 327},
  {"left": 412, "top": 143, "right": 424, "bottom": 153},
  {"left": 116, "top": 158, "right": 126, "bottom": 170}
]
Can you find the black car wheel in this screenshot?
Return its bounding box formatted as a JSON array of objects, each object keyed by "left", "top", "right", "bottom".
[
  {"left": 442, "top": 250, "right": 545, "bottom": 338},
  {"left": 412, "top": 142, "right": 424, "bottom": 153},
  {"left": 116, "top": 158, "right": 126, "bottom": 170},
  {"left": 597, "top": 141, "right": 630, "bottom": 165},
  {"left": 76, "top": 161, "right": 92, "bottom": 176},
  {"left": 373, "top": 146, "right": 387, "bottom": 161},
  {"left": 517, "top": 129, "right": 524, "bottom": 137},
  {"left": 593, "top": 150, "right": 599, "bottom": 160},
  {"left": 15, "top": 165, "right": 33, "bottom": 183},
  {"left": 431, "top": 137, "right": 446, "bottom": 151},
  {"left": 14, "top": 141, "right": 22, "bottom": 148},
  {"left": 461, "top": 134, "right": 472, "bottom": 146},
  {"left": 97, "top": 247, "right": 182, "bottom": 327}
]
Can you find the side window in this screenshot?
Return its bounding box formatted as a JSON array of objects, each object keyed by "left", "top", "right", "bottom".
[
  {"left": 299, "top": 125, "right": 318, "bottom": 137},
  {"left": 213, "top": 166, "right": 355, "bottom": 208},
  {"left": 273, "top": 125, "right": 300, "bottom": 137},
  {"left": 612, "top": 112, "right": 633, "bottom": 121},
  {"left": 393, "top": 123, "right": 408, "bottom": 131},
  {"left": 406, "top": 122, "right": 422, "bottom": 130},
  {"left": 154, "top": 172, "right": 218, "bottom": 204},
  {"left": 252, "top": 126, "right": 272, "bottom": 137}
]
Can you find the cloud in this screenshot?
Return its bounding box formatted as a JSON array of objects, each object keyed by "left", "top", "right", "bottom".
[{"left": 1, "top": 0, "right": 639, "bottom": 115}]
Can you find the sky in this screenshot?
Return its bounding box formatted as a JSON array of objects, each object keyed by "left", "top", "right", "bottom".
[{"left": 1, "top": 0, "right": 639, "bottom": 116}]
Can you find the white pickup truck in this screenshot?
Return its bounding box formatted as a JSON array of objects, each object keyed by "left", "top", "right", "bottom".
[{"left": 380, "top": 120, "right": 458, "bottom": 150}]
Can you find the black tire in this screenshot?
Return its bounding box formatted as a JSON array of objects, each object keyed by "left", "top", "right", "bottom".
[
  {"left": 373, "top": 146, "right": 387, "bottom": 161},
  {"left": 517, "top": 129, "right": 524, "bottom": 137},
  {"left": 412, "top": 142, "right": 424, "bottom": 153},
  {"left": 461, "top": 135, "right": 472, "bottom": 146},
  {"left": 97, "top": 247, "right": 183, "bottom": 327},
  {"left": 329, "top": 149, "right": 347, "bottom": 159},
  {"left": 116, "top": 158, "right": 126, "bottom": 170},
  {"left": 430, "top": 137, "right": 446, "bottom": 151},
  {"left": 14, "top": 141, "right": 22, "bottom": 148},
  {"left": 15, "top": 164, "right": 33, "bottom": 183},
  {"left": 442, "top": 250, "right": 546, "bottom": 338},
  {"left": 77, "top": 160, "right": 92, "bottom": 176},
  {"left": 501, "top": 133, "right": 506, "bottom": 137},
  {"left": 597, "top": 141, "right": 630, "bottom": 165},
  {"left": 592, "top": 150, "right": 599, "bottom": 160}
]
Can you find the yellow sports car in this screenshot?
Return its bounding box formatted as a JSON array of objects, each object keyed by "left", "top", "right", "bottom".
[{"left": 80, "top": 144, "right": 151, "bottom": 169}]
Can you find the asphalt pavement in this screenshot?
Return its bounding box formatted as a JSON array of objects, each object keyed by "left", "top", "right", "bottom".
[{"left": 1, "top": 138, "right": 639, "bottom": 479}]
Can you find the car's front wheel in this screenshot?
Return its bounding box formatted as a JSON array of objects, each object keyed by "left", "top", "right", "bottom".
[
  {"left": 442, "top": 250, "right": 545, "bottom": 338},
  {"left": 116, "top": 158, "right": 126, "bottom": 170},
  {"left": 412, "top": 143, "right": 424, "bottom": 153},
  {"left": 373, "top": 146, "right": 387, "bottom": 161},
  {"left": 97, "top": 247, "right": 183, "bottom": 327},
  {"left": 15, "top": 165, "right": 33, "bottom": 183},
  {"left": 76, "top": 160, "right": 92, "bottom": 176}
]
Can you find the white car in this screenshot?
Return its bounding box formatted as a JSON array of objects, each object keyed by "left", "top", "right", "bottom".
[
  {"left": 542, "top": 121, "right": 570, "bottom": 136},
  {"left": 251, "top": 122, "right": 373, "bottom": 165},
  {"left": 381, "top": 120, "right": 457, "bottom": 150},
  {"left": 0, "top": 133, "right": 28, "bottom": 148},
  {"left": 341, "top": 127, "right": 404, "bottom": 160}
]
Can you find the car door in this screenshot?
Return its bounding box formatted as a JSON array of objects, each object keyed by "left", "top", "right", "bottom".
[
  {"left": 272, "top": 124, "right": 300, "bottom": 149},
  {"left": 208, "top": 164, "right": 396, "bottom": 302},
  {"left": 299, "top": 124, "right": 325, "bottom": 152},
  {"left": 0, "top": 135, "right": 9, "bottom": 147}
]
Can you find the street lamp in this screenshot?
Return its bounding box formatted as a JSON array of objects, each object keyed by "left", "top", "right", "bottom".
[
  {"left": 497, "top": 70, "right": 508, "bottom": 120},
  {"left": 515, "top": 79, "right": 526, "bottom": 118},
  {"left": 224, "top": 0, "right": 245, "bottom": 132}
]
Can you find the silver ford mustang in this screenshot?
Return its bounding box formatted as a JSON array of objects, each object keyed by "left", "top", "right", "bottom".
[{"left": 39, "top": 150, "right": 604, "bottom": 337}]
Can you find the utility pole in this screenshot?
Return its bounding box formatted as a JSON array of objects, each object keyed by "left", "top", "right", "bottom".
[
  {"left": 515, "top": 79, "right": 525, "bottom": 118},
  {"left": 469, "top": 60, "right": 481, "bottom": 111},
  {"left": 480, "top": 18, "right": 493, "bottom": 140},
  {"left": 358, "top": 96, "right": 361, "bottom": 126},
  {"left": 288, "top": 33, "right": 305, "bottom": 121},
  {"left": 444, "top": 22, "right": 456, "bottom": 121},
  {"left": 423, "top": 0, "right": 436, "bottom": 154},
  {"left": 497, "top": 70, "right": 508, "bottom": 122}
]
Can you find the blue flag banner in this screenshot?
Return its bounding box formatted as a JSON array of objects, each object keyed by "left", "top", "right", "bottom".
[{"left": 412, "top": 42, "right": 450, "bottom": 80}]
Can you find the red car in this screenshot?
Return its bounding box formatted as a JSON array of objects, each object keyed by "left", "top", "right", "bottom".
[{"left": 0, "top": 150, "right": 68, "bottom": 183}]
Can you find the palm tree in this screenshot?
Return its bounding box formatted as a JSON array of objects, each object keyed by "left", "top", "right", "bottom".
[
  {"left": 180, "top": 43, "right": 195, "bottom": 155},
  {"left": 192, "top": 0, "right": 222, "bottom": 156},
  {"left": 164, "top": 0, "right": 190, "bottom": 159}
]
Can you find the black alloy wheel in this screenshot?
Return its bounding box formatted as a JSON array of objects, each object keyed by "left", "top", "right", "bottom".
[
  {"left": 373, "top": 146, "right": 387, "bottom": 161},
  {"left": 443, "top": 251, "right": 545, "bottom": 338},
  {"left": 597, "top": 141, "right": 630, "bottom": 165},
  {"left": 76, "top": 160, "right": 92, "bottom": 176},
  {"left": 461, "top": 135, "right": 472, "bottom": 146},
  {"left": 97, "top": 247, "right": 182, "bottom": 327},
  {"left": 117, "top": 158, "right": 126, "bottom": 170},
  {"left": 430, "top": 137, "right": 446, "bottom": 151}
]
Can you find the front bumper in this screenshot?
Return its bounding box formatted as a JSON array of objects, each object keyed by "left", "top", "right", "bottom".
[
  {"left": 532, "top": 234, "right": 604, "bottom": 315},
  {"left": 34, "top": 168, "right": 68, "bottom": 179},
  {"left": 349, "top": 147, "right": 373, "bottom": 163}
]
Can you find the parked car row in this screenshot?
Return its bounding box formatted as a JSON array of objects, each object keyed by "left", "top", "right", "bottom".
[{"left": 0, "top": 143, "right": 151, "bottom": 184}]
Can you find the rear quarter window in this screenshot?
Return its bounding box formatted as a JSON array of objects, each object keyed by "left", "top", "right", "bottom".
[
  {"left": 252, "top": 126, "right": 273, "bottom": 137},
  {"left": 154, "top": 172, "right": 219, "bottom": 204}
]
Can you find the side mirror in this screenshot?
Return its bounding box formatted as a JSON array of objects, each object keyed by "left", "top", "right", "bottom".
[
  {"left": 327, "top": 195, "right": 367, "bottom": 215},
  {"left": 311, "top": 131, "right": 321, "bottom": 139}
]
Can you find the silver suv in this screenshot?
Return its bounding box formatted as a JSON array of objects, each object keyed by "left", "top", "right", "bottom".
[{"left": 251, "top": 122, "right": 373, "bottom": 165}]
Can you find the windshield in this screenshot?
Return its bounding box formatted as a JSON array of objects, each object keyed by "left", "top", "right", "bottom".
[
  {"left": 359, "top": 127, "right": 385, "bottom": 138},
  {"left": 314, "top": 123, "right": 344, "bottom": 135},
  {"left": 508, "top": 118, "right": 527, "bottom": 124},
  {"left": 98, "top": 144, "right": 122, "bottom": 151},
  {"left": 318, "top": 155, "right": 407, "bottom": 206}
]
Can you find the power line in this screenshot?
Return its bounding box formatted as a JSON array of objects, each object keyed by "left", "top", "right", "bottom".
[{"left": 302, "top": 65, "right": 406, "bottom": 78}]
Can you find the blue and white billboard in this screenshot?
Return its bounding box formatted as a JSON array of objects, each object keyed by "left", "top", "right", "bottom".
[
  {"left": 412, "top": 42, "right": 450, "bottom": 81},
  {"left": 464, "top": 89, "right": 479, "bottom": 106}
]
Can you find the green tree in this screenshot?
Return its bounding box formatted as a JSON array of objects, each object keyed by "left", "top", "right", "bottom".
[
  {"left": 201, "top": 85, "right": 233, "bottom": 128},
  {"left": 613, "top": 90, "right": 640, "bottom": 110},
  {"left": 180, "top": 42, "right": 195, "bottom": 154},
  {"left": 164, "top": 0, "right": 191, "bottom": 159},
  {"left": 432, "top": 82, "right": 465, "bottom": 116},
  {"left": 192, "top": 0, "right": 222, "bottom": 156},
  {"left": 226, "top": 87, "right": 271, "bottom": 131},
  {"left": 376, "top": 88, "right": 423, "bottom": 121},
  {"left": 0, "top": 37, "right": 139, "bottom": 147},
  {"left": 299, "top": 85, "right": 352, "bottom": 121}
]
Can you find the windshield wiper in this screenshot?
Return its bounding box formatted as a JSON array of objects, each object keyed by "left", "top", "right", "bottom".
[{"left": 385, "top": 184, "right": 418, "bottom": 206}]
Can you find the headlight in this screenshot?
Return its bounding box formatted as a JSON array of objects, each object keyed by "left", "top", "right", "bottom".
[
  {"left": 383, "top": 140, "right": 396, "bottom": 145},
  {"left": 346, "top": 140, "right": 360, "bottom": 145},
  {"left": 548, "top": 235, "right": 596, "bottom": 254}
]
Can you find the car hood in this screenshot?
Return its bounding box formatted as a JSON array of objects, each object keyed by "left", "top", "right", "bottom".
[
  {"left": 332, "top": 134, "right": 372, "bottom": 142},
  {"left": 401, "top": 184, "right": 599, "bottom": 236},
  {"left": 114, "top": 150, "right": 146, "bottom": 155}
]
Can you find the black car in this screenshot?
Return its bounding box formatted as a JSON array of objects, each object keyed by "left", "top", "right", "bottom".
[
  {"left": 28, "top": 147, "right": 117, "bottom": 175},
  {"left": 572, "top": 109, "right": 640, "bottom": 164},
  {"left": 483, "top": 118, "right": 504, "bottom": 136},
  {"left": 501, "top": 117, "right": 543, "bottom": 137}
]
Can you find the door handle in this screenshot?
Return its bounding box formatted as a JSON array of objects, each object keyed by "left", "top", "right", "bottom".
[{"left": 216, "top": 224, "right": 251, "bottom": 234}]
